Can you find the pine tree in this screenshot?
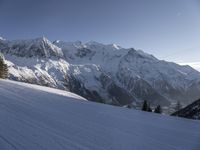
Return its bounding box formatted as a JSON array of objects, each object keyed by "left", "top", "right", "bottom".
[
  {"left": 142, "top": 100, "right": 148, "bottom": 111},
  {"left": 0, "top": 54, "right": 8, "bottom": 79},
  {"left": 154, "top": 105, "right": 162, "bottom": 114},
  {"left": 0, "top": 56, "right": 3, "bottom": 78},
  {"left": 175, "top": 101, "right": 182, "bottom": 111},
  {"left": 147, "top": 105, "right": 152, "bottom": 112}
]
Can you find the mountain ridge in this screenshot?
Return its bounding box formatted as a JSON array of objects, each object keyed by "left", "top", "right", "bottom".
[
  {"left": 172, "top": 99, "right": 200, "bottom": 119},
  {"left": 1, "top": 36, "right": 200, "bottom": 111}
]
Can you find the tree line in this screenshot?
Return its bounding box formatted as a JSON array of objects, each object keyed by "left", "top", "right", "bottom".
[
  {"left": 141, "top": 100, "right": 182, "bottom": 114},
  {"left": 142, "top": 100, "right": 162, "bottom": 113}
]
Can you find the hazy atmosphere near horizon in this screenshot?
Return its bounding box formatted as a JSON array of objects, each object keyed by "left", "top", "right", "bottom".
[{"left": 0, "top": 0, "right": 200, "bottom": 70}]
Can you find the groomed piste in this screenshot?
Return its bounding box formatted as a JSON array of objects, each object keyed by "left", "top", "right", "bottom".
[{"left": 0, "top": 79, "right": 200, "bottom": 150}]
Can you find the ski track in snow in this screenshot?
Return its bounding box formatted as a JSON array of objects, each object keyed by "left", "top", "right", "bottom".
[{"left": 0, "top": 79, "right": 200, "bottom": 150}]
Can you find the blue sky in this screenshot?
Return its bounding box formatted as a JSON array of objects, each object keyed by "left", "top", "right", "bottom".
[{"left": 0, "top": 0, "right": 200, "bottom": 68}]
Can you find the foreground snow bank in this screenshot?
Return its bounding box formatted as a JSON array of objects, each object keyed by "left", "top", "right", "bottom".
[
  {"left": 1, "top": 79, "right": 87, "bottom": 101},
  {"left": 0, "top": 79, "right": 200, "bottom": 150}
]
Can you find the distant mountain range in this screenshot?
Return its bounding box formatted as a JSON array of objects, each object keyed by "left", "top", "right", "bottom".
[{"left": 1, "top": 36, "right": 200, "bottom": 111}]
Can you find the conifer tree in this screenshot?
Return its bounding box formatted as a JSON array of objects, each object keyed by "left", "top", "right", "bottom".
[
  {"left": 0, "top": 54, "right": 8, "bottom": 79},
  {"left": 175, "top": 101, "right": 182, "bottom": 111},
  {"left": 142, "top": 100, "right": 148, "bottom": 111},
  {"left": 147, "top": 105, "right": 152, "bottom": 112},
  {"left": 154, "top": 105, "right": 162, "bottom": 114}
]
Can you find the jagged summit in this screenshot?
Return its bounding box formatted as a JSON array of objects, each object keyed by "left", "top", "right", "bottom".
[
  {"left": 33, "top": 36, "right": 51, "bottom": 44},
  {"left": 107, "top": 43, "right": 121, "bottom": 50},
  {"left": 0, "top": 37, "right": 63, "bottom": 58}
]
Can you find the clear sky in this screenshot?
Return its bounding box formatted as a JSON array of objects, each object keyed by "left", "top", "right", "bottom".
[{"left": 0, "top": 0, "right": 200, "bottom": 68}]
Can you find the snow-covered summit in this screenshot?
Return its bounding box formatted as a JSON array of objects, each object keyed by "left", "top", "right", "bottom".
[
  {"left": 0, "top": 37, "right": 63, "bottom": 58},
  {"left": 0, "top": 36, "right": 5, "bottom": 41},
  {"left": 107, "top": 43, "right": 121, "bottom": 50}
]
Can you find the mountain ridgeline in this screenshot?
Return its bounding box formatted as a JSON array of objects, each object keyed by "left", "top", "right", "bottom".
[
  {"left": 1, "top": 36, "right": 200, "bottom": 110},
  {"left": 172, "top": 99, "right": 200, "bottom": 119}
]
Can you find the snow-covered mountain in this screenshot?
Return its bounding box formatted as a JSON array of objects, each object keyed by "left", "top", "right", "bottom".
[
  {"left": 0, "top": 37, "right": 63, "bottom": 58},
  {"left": 0, "top": 79, "right": 200, "bottom": 150},
  {"left": 1, "top": 37, "right": 200, "bottom": 109},
  {"left": 172, "top": 99, "right": 200, "bottom": 119}
]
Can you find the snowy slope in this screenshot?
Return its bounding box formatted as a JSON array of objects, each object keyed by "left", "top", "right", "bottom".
[
  {"left": 0, "top": 79, "right": 200, "bottom": 150},
  {"left": 0, "top": 79, "right": 86, "bottom": 101},
  {"left": 1, "top": 37, "right": 200, "bottom": 109}
]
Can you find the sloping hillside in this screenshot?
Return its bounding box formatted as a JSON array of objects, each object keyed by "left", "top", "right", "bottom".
[
  {"left": 172, "top": 99, "right": 200, "bottom": 120},
  {"left": 0, "top": 79, "right": 200, "bottom": 150}
]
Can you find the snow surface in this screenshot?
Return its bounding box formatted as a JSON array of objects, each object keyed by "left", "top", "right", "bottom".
[{"left": 0, "top": 79, "right": 200, "bottom": 150}]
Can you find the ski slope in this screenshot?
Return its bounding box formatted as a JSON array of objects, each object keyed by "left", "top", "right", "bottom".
[{"left": 0, "top": 79, "right": 200, "bottom": 150}]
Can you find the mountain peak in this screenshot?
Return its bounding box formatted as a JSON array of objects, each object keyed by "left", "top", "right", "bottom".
[
  {"left": 107, "top": 43, "right": 121, "bottom": 50},
  {"left": 86, "top": 41, "right": 103, "bottom": 46},
  {"left": 0, "top": 36, "right": 5, "bottom": 41},
  {"left": 34, "top": 36, "right": 50, "bottom": 43},
  {"left": 0, "top": 36, "right": 63, "bottom": 58}
]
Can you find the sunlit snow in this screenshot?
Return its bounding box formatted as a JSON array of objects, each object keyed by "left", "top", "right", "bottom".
[{"left": 0, "top": 79, "right": 199, "bottom": 150}]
